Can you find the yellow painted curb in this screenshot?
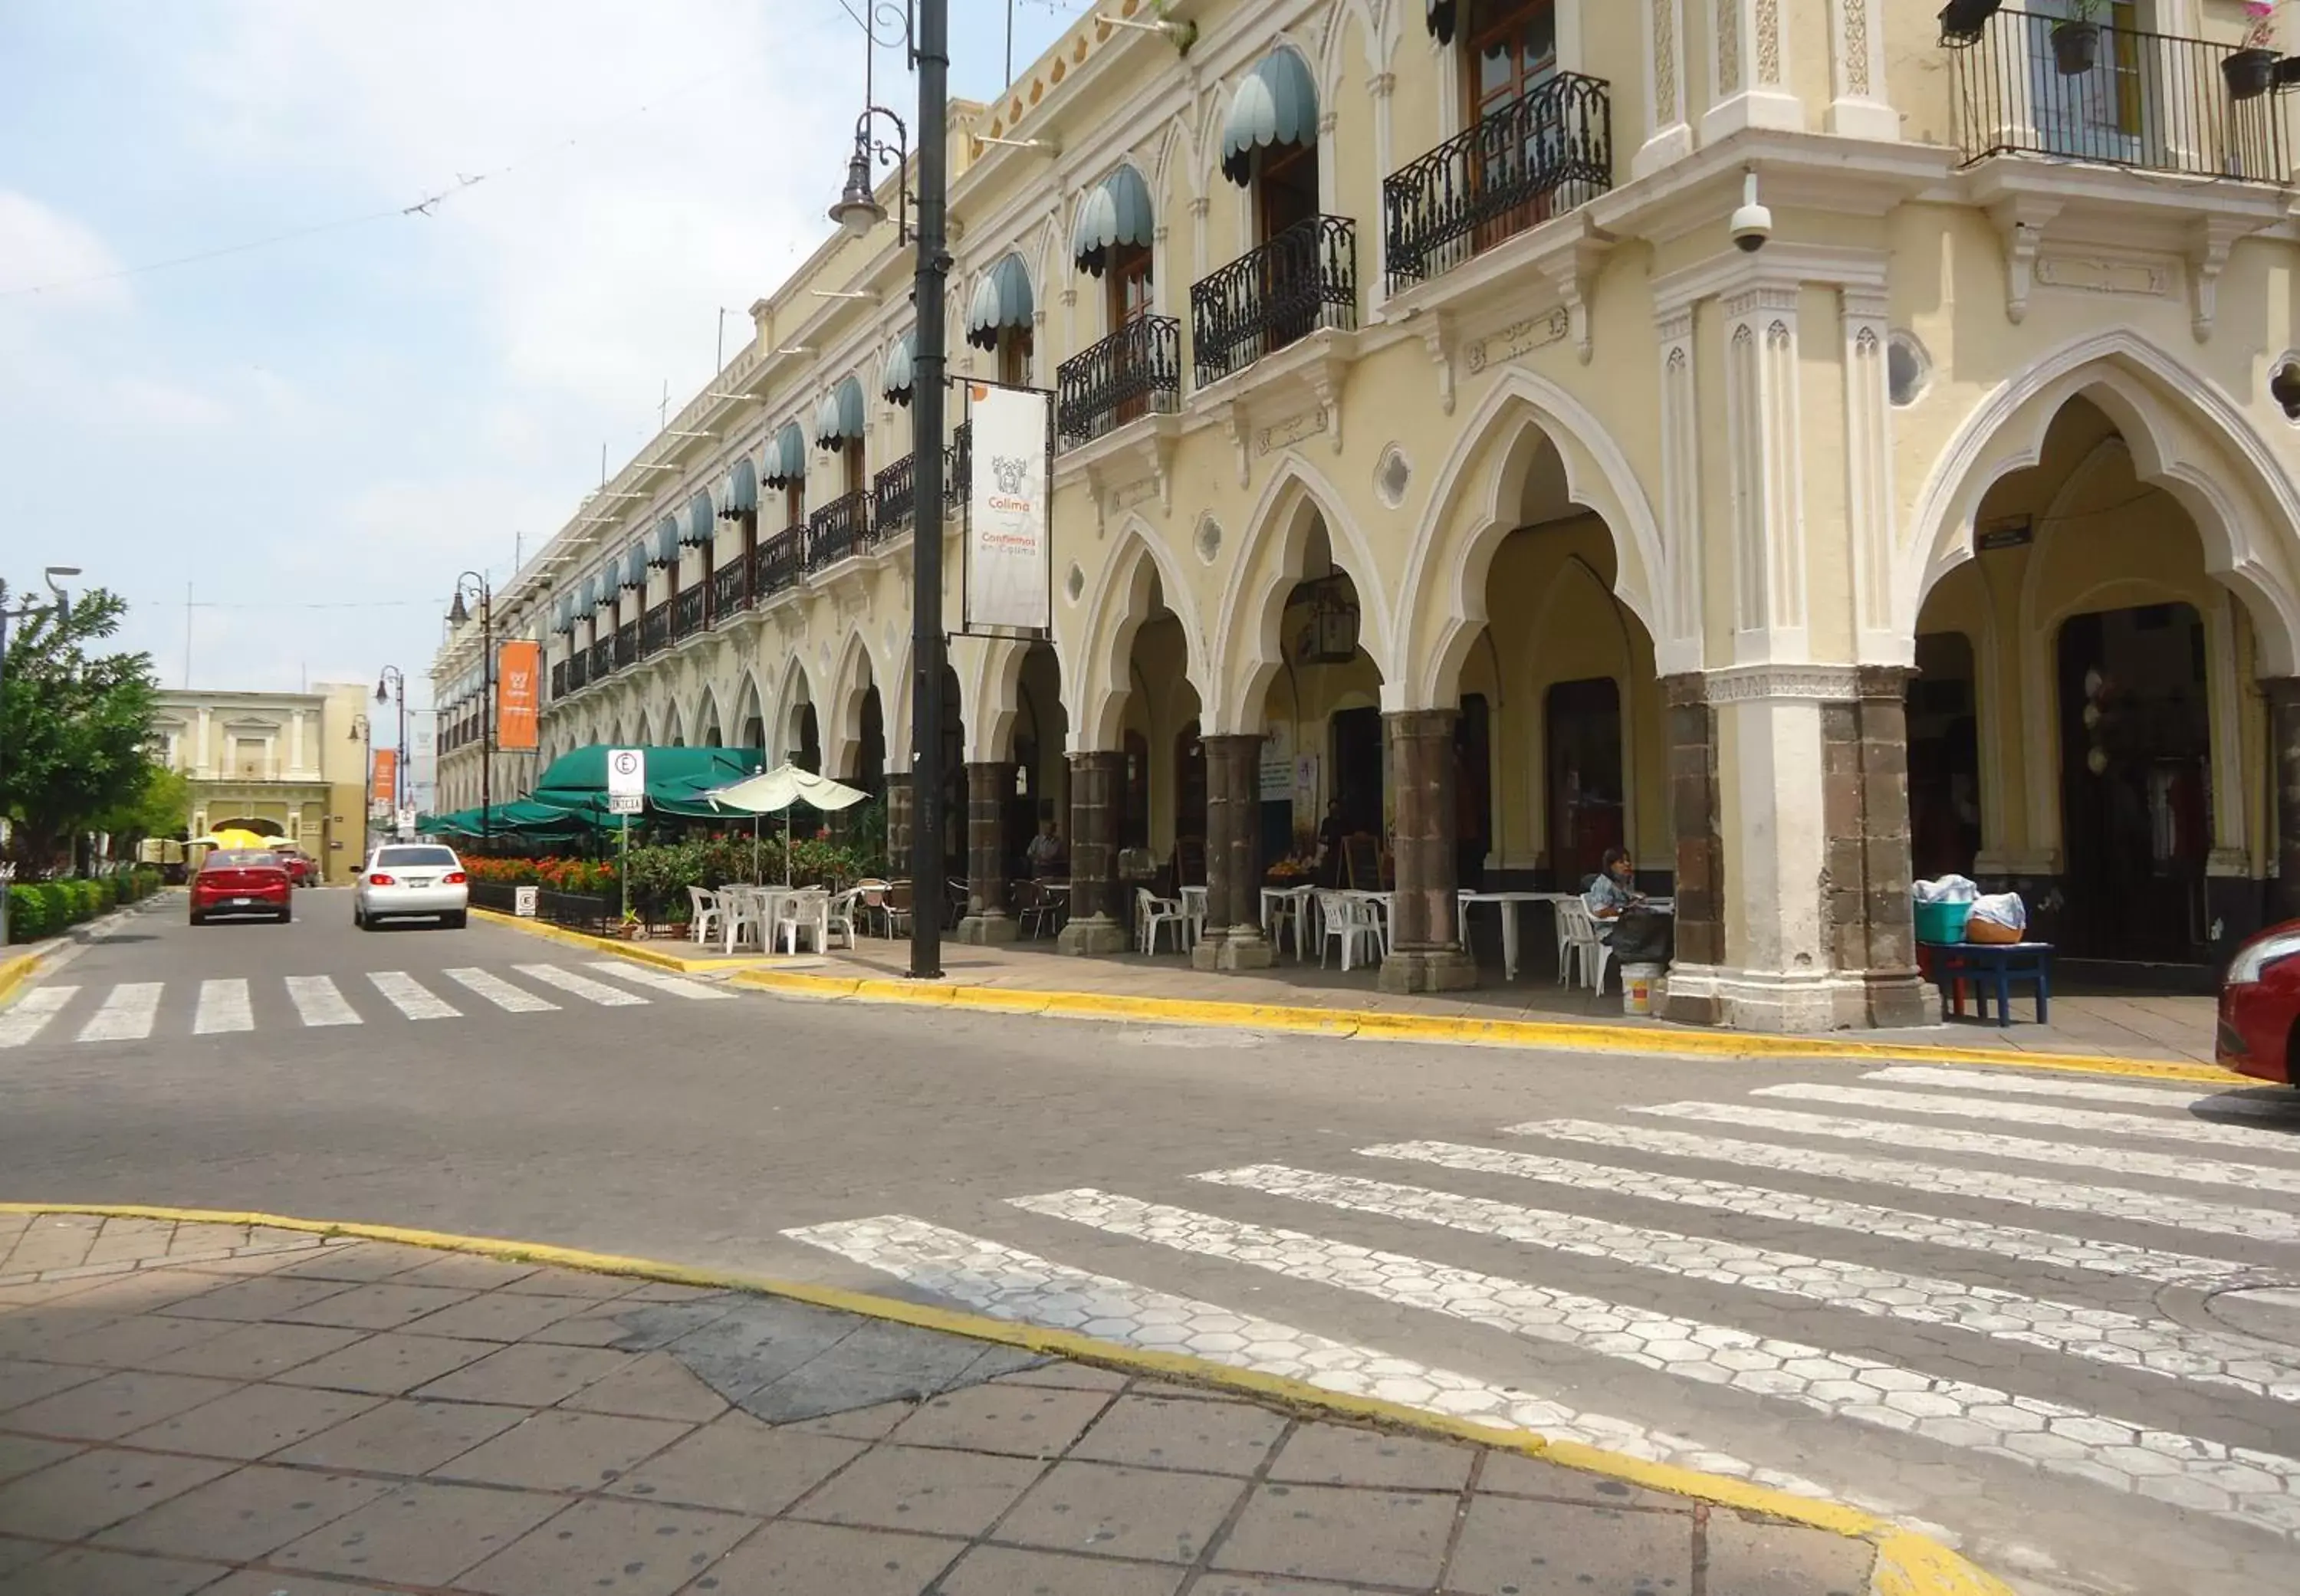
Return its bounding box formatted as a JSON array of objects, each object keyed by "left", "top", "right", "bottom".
[
  {"left": 0, "top": 1200, "right": 2014, "bottom": 1596},
  {"left": 469, "top": 899, "right": 2228, "bottom": 1087},
  {"left": 0, "top": 954, "right": 39, "bottom": 1007}
]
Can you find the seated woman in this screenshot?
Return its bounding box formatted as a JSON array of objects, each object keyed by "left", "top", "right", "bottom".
[{"left": 1582, "top": 846, "right": 1643, "bottom": 938}]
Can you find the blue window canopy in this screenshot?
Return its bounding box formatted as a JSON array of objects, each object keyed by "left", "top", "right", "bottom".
[
  {"left": 621, "top": 546, "right": 647, "bottom": 589},
  {"left": 578, "top": 574, "right": 599, "bottom": 611},
  {"left": 764, "top": 420, "right": 807, "bottom": 488},
  {"left": 720, "top": 455, "right": 758, "bottom": 518},
  {"left": 1425, "top": 1, "right": 1455, "bottom": 46},
  {"left": 1073, "top": 165, "right": 1154, "bottom": 277},
  {"left": 650, "top": 517, "right": 679, "bottom": 568},
  {"left": 684, "top": 489, "right": 715, "bottom": 546},
  {"left": 815, "top": 374, "right": 866, "bottom": 452},
  {"left": 882, "top": 330, "right": 916, "bottom": 406},
  {"left": 965, "top": 254, "right": 1034, "bottom": 351},
  {"left": 1221, "top": 48, "right": 1319, "bottom": 187}
]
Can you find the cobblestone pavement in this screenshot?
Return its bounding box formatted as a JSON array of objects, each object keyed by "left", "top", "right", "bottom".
[{"left": 0, "top": 1219, "right": 1880, "bottom": 1594}]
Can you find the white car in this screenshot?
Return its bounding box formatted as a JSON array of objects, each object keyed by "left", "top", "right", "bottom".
[{"left": 354, "top": 843, "right": 470, "bottom": 929}]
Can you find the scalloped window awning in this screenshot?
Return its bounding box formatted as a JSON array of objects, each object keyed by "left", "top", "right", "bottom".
[
  {"left": 721, "top": 454, "right": 758, "bottom": 517},
  {"left": 882, "top": 330, "right": 916, "bottom": 406},
  {"left": 965, "top": 255, "right": 1034, "bottom": 350},
  {"left": 1221, "top": 49, "right": 1319, "bottom": 186},
  {"left": 1072, "top": 165, "right": 1153, "bottom": 277},
  {"left": 814, "top": 375, "right": 866, "bottom": 451},
  {"left": 764, "top": 421, "right": 807, "bottom": 488}
]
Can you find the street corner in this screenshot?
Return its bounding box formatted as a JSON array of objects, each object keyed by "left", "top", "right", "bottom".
[{"left": 0, "top": 1206, "right": 2009, "bottom": 1596}]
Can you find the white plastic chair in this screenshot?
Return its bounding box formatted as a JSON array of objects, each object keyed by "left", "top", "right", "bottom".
[
  {"left": 777, "top": 889, "right": 830, "bottom": 954},
  {"left": 1263, "top": 888, "right": 1303, "bottom": 961},
  {"left": 721, "top": 888, "right": 767, "bottom": 954},
  {"left": 1178, "top": 884, "right": 1208, "bottom": 950},
  {"left": 686, "top": 886, "right": 723, "bottom": 947},
  {"left": 1137, "top": 888, "right": 1187, "bottom": 954},
  {"left": 1557, "top": 898, "right": 1614, "bottom": 994},
  {"left": 1315, "top": 890, "right": 1382, "bottom": 971},
  {"left": 824, "top": 888, "right": 860, "bottom": 950}
]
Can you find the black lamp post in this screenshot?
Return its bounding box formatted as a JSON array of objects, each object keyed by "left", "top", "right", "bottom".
[
  {"left": 374, "top": 665, "right": 408, "bottom": 836},
  {"left": 447, "top": 574, "right": 493, "bottom": 852},
  {"left": 830, "top": 0, "right": 949, "bottom": 981}
]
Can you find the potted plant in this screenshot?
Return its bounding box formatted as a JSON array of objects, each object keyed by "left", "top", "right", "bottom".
[
  {"left": 2228, "top": 3, "right": 2280, "bottom": 100},
  {"left": 1937, "top": 0, "right": 2002, "bottom": 43},
  {"left": 2052, "top": 0, "right": 2103, "bottom": 76}
]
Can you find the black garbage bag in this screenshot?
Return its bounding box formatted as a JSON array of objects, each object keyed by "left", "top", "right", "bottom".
[{"left": 1609, "top": 906, "right": 1674, "bottom": 965}]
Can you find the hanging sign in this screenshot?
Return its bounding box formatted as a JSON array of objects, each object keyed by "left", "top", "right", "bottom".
[
  {"left": 496, "top": 641, "right": 541, "bottom": 751},
  {"left": 964, "top": 381, "right": 1053, "bottom": 634},
  {"left": 370, "top": 748, "right": 397, "bottom": 807}
]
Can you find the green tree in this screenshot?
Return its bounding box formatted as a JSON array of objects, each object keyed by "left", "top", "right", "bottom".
[
  {"left": 0, "top": 584, "right": 159, "bottom": 873},
  {"left": 90, "top": 763, "right": 191, "bottom": 848}
]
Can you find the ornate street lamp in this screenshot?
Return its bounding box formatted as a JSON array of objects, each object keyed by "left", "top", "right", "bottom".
[{"left": 447, "top": 575, "right": 492, "bottom": 851}]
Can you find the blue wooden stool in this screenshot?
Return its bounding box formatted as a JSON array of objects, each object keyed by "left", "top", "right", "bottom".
[{"left": 1930, "top": 941, "right": 2052, "bottom": 1026}]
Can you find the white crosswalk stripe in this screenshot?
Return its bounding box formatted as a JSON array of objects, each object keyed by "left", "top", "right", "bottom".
[
  {"left": 440, "top": 967, "right": 559, "bottom": 1013},
  {"left": 1752, "top": 1081, "right": 2300, "bottom": 1151},
  {"left": 1634, "top": 1100, "right": 2300, "bottom": 1196},
  {"left": 285, "top": 975, "right": 360, "bottom": 1027},
  {"left": 366, "top": 971, "right": 459, "bottom": 1020},
  {"left": 1506, "top": 1116, "right": 2300, "bottom": 1246},
  {"left": 78, "top": 983, "right": 161, "bottom": 1043},
  {"left": 1198, "top": 1164, "right": 2300, "bottom": 1403},
  {"left": 0, "top": 985, "right": 77, "bottom": 1048},
  {"left": 512, "top": 963, "right": 648, "bottom": 1007},
  {"left": 583, "top": 961, "right": 734, "bottom": 1000},
  {"left": 1010, "top": 1187, "right": 2300, "bottom": 1542},
  {"left": 1365, "top": 1138, "right": 2257, "bottom": 1283},
  {"left": 1863, "top": 1064, "right": 2246, "bottom": 1108},
  {"left": 193, "top": 979, "right": 252, "bottom": 1035}
]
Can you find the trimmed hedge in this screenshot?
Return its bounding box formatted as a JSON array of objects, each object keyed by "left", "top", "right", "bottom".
[{"left": 6, "top": 865, "right": 162, "bottom": 944}]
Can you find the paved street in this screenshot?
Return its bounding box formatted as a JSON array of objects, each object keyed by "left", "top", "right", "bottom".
[{"left": 3, "top": 893, "right": 2298, "bottom": 1594}]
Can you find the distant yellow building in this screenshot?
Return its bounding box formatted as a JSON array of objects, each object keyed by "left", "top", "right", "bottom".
[
  {"left": 148, "top": 684, "right": 373, "bottom": 883},
  {"left": 435, "top": 0, "right": 2300, "bottom": 1029}
]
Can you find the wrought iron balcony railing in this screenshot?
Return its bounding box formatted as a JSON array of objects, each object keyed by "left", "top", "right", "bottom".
[
  {"left": 1383, "top": 73, "right": 1613, "bottom": 291},
  {"left": 566, "top": 652, "right": 588, "bottom": 693},
  {"left": 613, "top": 622, "right": 638, "bottom": 669},
  {"left": 550, "top": 659, "right": 568, "bottom": 701},
  {"left": 587, "top": 639, "right": 613, "bottom": 681},
  {"left": 1190, "top": 215, "right": 1357, "bottom": 388},
  {"left": 640, "top": 603, "right": 669, "bottom": 656},
  {"left": 1944, "top": 8, "right": 2293, "bottom": 182},
  {"left": 710, "top": 560, "right": 748, "bottom": 620},
  {"left": 756, "top": 527, "right": 804, "bottom": 597},
  {"left": 806, "top": 491, "right": 873, "bottom": 572},
  {"left": 673, "top": 585, "right": 705, "bottom": 639},
  {"left": 1056, "top": 314, "right": 1182, "bottom": 447},
  {"left": 874, "top": 454, "right": 916, "bottom": 536},
  {"left": 945, "top": 420, "right": 971, "bottom": 504}
]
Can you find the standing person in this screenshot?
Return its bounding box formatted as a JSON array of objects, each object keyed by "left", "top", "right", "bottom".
[
  {"left": 1316, "top": 799, "right": 1349, "bottom": 888},
  {"left": 1025, "top": 818, "right": 1064, "bottom": 877}
]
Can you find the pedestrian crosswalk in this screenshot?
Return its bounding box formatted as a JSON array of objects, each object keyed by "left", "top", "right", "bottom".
[
  {"left": 0, "top": 961, "right": 732, "bottom": 1046},
  {"left": 785, "top": 1058, "right": 2300, "bottom": 1583}
]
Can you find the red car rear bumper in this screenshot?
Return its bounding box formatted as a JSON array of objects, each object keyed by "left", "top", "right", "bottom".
[
  {"left": 190, "top": 885, "right": 290, "bottom": 913},
  {"left": 2216, "top": 980, "right": 2295, "bottom": 1085}
]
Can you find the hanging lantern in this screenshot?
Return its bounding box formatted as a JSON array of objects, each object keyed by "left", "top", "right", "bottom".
[{"left": 1292, "top": 576, "right": 1360, "bottom": 665}]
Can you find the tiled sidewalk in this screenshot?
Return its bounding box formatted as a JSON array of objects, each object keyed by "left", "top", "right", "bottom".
[{"left": 0, "top": 1212, "right": 1880, "bottom": 1594}]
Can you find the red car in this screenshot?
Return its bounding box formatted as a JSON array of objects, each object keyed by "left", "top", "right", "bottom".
[
  {"left": 189, "top": 849, "right": 293, "bottom": 925},
  {"left": 2216, "top": 920, "right": 2300, "bottom": 1086},
  {"left": 271, "top": 848, "right": 315, "bottom": 886}
]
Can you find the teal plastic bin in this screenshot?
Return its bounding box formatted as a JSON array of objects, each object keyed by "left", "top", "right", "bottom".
[{"left": 1914, "top": 900, "right": 1973, "bottom": 946}]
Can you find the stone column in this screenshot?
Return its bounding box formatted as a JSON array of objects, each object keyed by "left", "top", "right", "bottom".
[
  {"left": 1380, "top": 710, "right": 1477, "bottom": 993},
  {"left": 1196, "top": 734, "right": 1272, "bottom": 970},
  {"left": 884, "top": 775, "right": 913, "bottom": 878},
  {"left": 1659, "top": 673, "right": 1725, "bottom": 1026},
  {"left": 957, "top": 760, "right": 1017, "bottom": 943},
  {"left": 1059, "top": 750, "right": 1127, "bottom": 954},
  {"left": 1829, "top": 668, "right": 1929, "bottom": 1027},
  {"left": 2268, "top": 678, "right": 2300, "bottom": 924}
]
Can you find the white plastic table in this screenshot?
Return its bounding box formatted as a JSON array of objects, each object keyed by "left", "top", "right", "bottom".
[
  {"left": 1455, "top": 890, "right": 1556, "bottom": 981},
  {"left": 1260, "top": 885, "right": 1316, "bottom": 960}
]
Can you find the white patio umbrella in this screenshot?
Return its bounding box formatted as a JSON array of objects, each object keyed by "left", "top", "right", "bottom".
[{"left": 703, "top": 762, "right": 869, "bottom": 884}]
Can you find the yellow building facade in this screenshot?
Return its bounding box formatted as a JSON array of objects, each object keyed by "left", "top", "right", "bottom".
[
  {"left": 149, "top": 684, "right": 372, "bottom": 882},
  {"left": 436, "top": 0, "right": 2300, "bottom": 1030}
]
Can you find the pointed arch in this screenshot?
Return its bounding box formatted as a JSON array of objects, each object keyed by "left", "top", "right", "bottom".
[
  {"left": 1070, "top": 514, "right": 1211, "bottom": 752},
  {"left": 1398, "top": 369, "right": 1669, "bottom": 705},
  {"left": 1904, "top": 327, "right": 2300, "bottom": 675},
  {"left": 769, "top": 652, "right": 816, "bottom": 764},
  {"left": 822, "top": 629, "right": 884, "bottom": 777},
  {"left": 1209, "top": 452, "right": 1396, "bottom": 733}
]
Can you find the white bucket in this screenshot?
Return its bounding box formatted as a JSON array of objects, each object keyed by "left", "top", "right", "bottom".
[{"left": 1621, "top": 962, "right": 1661, "bottom": 1016}]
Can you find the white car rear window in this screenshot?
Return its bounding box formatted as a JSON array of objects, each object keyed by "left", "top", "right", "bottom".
[{"left": 377, "top": 846, "right": 458, "bottom": 867}]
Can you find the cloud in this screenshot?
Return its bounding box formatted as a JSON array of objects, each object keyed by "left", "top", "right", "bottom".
[
  {"left": 0, "top": 189, "right": 131, "bottom": 307},
  {"left": 110, "top": 376, "right": 233, "bottom": 429}
]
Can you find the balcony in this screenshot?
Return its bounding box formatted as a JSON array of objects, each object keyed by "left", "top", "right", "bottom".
[
  {"left": 550, "top": 659, "right": 568, "bottom": 701},
  {"left": 673, "top": 586, "right": 705, "bottom": 640},
  {"left": 806, "top": 491, "right": 873, "bottom": 572},
  {"left": 587, "top": 639, "right": 613, "bottom": 682},
  {"left": 755, "top": 527, "right": 804, "bottom": 599},
  {"left": 1945, "top": 8, "right": 2293, "bottom": 182},
  {"left": 873, "top": 455, "right": 915, "bottom": 537},
  {"left": 1383, "top": 74, "right": 1612, "bottom": 291},
  {"left": 1190, "top": 215, "right": 1357, "bottom": 388},
  {"left": 567, "top": 651, "right": 590, "bottom": 693},
  {"left": 613, "top": 622, "right": 638, "bottom": 670},
  {"left": 1056, "top": 315, "right": 1182, "bottom": 447},
  {"left": 945, "top": 420, "right": 971, "bottom": 504},
  {"left": 710, "top": 560, "right": 749, "bottom": 621},
  {"left": 640, "top": 603, "right": 669, "bottom": 657}
]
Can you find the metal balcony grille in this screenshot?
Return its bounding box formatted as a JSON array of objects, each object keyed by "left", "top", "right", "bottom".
[
  {"left": 1382, "top": 72, "right": 1612, "bottom": 291},
  {"left": 1189, "top": 214, "right": 1357, "bottom": 388},
  {"left": 710, "top": 560, "right": 748, "bottom": 620},
  {"left": 1945, "top": 8, "right": 2293, "bottom": 182},
  {"left": 945, "top": 420, "right": 971, "bottom": 504},
  {"left": 757, "top": 527, "right": 804, "bottom": 597},
  {"left": 550, "top": 660, "right": 568, "bottom": 700},
  {"left": 640, "top": 603, "right": 669, "bottom": 656},
  {"left": 673, "top": 586, "right": 705, "bottom": 639},
  {"left": 806, "top": 491, "right": 873, "bottom": 572},
  {"left": 874, "top": 454, "right": 916, "bottom": 536},
  {"left": 587, "top": 639, "right": 613, "bottom": 681},
  {"left": 613, "top": 622, "right": 637, "bottom": 669},
  {"left": 1056, "top": 314, "right": 1182, "bottom": 447}
]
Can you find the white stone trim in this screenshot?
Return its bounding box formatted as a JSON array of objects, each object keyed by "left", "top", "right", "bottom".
[
  {"left": 1701, "top": 0, "right": 1802, "bottom": 143},
  {"left": 1824, "top": 0, "right": 1895, "bottom": 140},
  {"left": 1658, "top": 307, "right": 1704, "bottom": 672},
  {"left": 1842, "top": 287, "right": 1897, "bottom": 663},
  {"left": 1702, "top": 663, "right": 1858, "bottom": 703},
  {"left": 1722, "top": 284, "right": 1807, "bottom": 664},
  {"left": 1635, "top": 0, "right": 1694, "bottom": 178}
]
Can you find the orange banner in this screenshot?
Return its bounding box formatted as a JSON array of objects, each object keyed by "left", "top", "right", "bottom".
[
  {"left": 496, "top": 640, "right": 541, "bottom": 752},
  {"left": 370, "top": 748, "right": 396, "bottom": 806}
]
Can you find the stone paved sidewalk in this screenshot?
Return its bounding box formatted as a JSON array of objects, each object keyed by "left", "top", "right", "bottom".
[{"left": 0, "top": 1212, "right": 1881, "bottom": 1594}]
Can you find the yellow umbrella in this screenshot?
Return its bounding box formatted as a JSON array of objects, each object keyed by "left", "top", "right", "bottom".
[{"left": 191, "top": 829, "right": 274, "bottom": 852}]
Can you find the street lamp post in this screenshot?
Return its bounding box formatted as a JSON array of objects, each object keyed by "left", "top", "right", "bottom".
[
  {"left": 447, "top": 576, "right": 493, "bottom": 852},
  {"left": 0, "top": 566, "right": 84, "bottom": 947},
  {"left": 374, "top": 665, "right": 409, "bottom": 834},
  {"left": 828, "top": 0, "right": 949, "bottom": 981}
]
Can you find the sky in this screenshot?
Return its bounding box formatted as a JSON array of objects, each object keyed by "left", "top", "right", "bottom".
[{"left": 0, "top": 0, "right": 1083, "bottom": 754}]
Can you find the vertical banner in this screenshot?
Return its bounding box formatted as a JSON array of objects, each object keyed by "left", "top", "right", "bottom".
[
  {"left": 964, "top": 381, "right": 1052, "bottom": 633},
  {"left": 497, "top": 640, "right": 541, "bottom": 751},
  {"left": 370, "top": 748, "right": 397, "bottom": 808}
]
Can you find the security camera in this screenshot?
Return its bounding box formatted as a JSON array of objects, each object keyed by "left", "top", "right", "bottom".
[{"left": 1730, "top": 170, "right": 1772, "bottom": 254}]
